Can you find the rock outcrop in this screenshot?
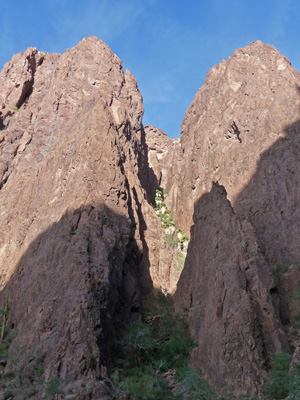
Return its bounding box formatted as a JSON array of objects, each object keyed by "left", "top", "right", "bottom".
[
  {"left": 174, "top": 183, "right": 289, "bottom": 399},
  {"left": 172, "top": 41, "right": 300, "bottom": 397},
  {"left": 1, "top": 37, "right": 300, "bottom": 399},
  {"left": 144, "top": 125, "right": 184, "bottom": 212},
  {"left": 166, "top": 41, "right": 300, "bottom": 247},
  {"left": 0, "top": 37, "right": 178, "bottom": 396}
]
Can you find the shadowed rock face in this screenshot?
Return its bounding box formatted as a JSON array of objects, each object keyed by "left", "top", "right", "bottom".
[
  {"left": 172, "top": 41, "right": 300, "bottom": 397},
  {"left": 0, "top": 37, "right": 179, "bottom": 296},
  {"left": 6, "top": 205, "right": 142, "bottom": 383},
  {"left": 1, "top": 37, "right": 300, "bottom": 399},
  {"left": 0, "top": 37, "right": 178, "bottom": 394},
  {"left": 167, "top": 41, "right": 300, "bottom": 242},
  {"left": 174, "top": 183, "right": 290, "bottom": 399}
]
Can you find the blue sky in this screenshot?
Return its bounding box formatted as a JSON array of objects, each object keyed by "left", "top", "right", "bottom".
[{"left": 1, "top": 0, "right": 299, "bottom": 138}]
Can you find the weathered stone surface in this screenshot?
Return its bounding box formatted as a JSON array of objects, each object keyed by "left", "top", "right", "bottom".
[
  {"left": 174, "top": 183, "right": 289, "bottom": 399},
  {"left": 0, "top": 37, "right": 177, "bottom": 396},
  {"left": 234, "top": 117, "right": 300, "bottom": 265},
  {"left": 144, "top": 124, "right": 184, "bottom": 224},
  {"left": 171, "top": 41, "right": 300, "bottom": 397},
  {"left": 1, "top": 37, "right": 300, "bottom": 399},
  {"left": 275, "top": 265, "right": 300, "bottom": 326},
  {"left": 167, "top": 41, "right": 300, "bottom": 252},
  {"left": 144, "top": 124, "right": 173, "bottom": 185}
]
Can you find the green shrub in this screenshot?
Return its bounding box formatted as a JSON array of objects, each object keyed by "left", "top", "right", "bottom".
[
  {"left": 290, "top": 362, "right": 300, "bottom": 399},
  {"left": 45, "top": 376, "right": 61, "bottom": 398},
  {"left": 265, "top": 353, "right": 291, "bottom": 399},
  {"left": 3, "top": 391, "right": 14, "bottom": 400},
  {"left": 181, "top": 234, "right": 190, "bottom": 242},
  {"left": 166, "top": 234, "right": 177, "bottom": 249},
  {"left": 122, "top": 372, "right": 173, "bottom": 400},
  {"left": 272, "top": 263, "right": 290, "bottom": 277},
  {"left": 175, "top": 366, "right": 221, "bottom": 399},
  {"left": 2, "top": 371, "right": 15, "bottom": 380},
  {"left": 177, "top": 252, "right": 185, "bottom": 269},
  {"left": 35, "top": 365, "right": 44, "bottom": 377},
  {"left": 110, "top": 294, "right": 220, "bottom": 399},
  {"left": 24, "top": 385, "right": 37, "bottom": 397},
  {"left": 0, "top": 342, "right": 9, "bottom": 358}
]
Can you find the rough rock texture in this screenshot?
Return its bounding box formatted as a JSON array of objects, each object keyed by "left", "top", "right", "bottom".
[
  {"left": 174, "top": 183, "right": 290, "bottom": 399},
  {"left": 172, "top": 41, "right": 300, "bottom": 398},
  {"left": 275, "top": 265, "right": 300, "bottom": 327},
  {"left": 0, "top": 37, "right": 177, "bottom": 394},
  {"left": 144, "top": 124, "right": 172, "bottom": 184},
  {"left": 144, "top": 125, "right": 183, "bottom": 202},
  {"left": 1, "top": 37, "right": 300, "bottom": 399},
  {"left": 167, "top": 41, "right": 300, "bottom": 254}
]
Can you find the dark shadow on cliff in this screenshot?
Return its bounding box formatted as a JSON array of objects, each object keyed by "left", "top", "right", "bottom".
[
  {"left": 137, "top": 125, "right": 159, "bottom": 202},
  {"left": 233, "top": 101, "right": 300, "bottom": 266},
  {"left": 174, "top": 86, "right": 300, "bottom": 398},
  {"left": 0, "top": 203, "right": 154, "bottom": 381},
  {"left": 174, "top": 182, "right": 290, "bottom": 399}
]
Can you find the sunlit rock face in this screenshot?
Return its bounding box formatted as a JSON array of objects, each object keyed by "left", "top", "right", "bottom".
[
  {"left": 1, "top": 37, "right": 300, "bottom": 399},
  {"left": 167, "top": 41, "right": 300, "bottom": 254},
  {"left": 172, "top": 41, "right": 300, "bottom": 398},
  {"left": 0, "top": 37, "right": 178, "bottom": 396}
]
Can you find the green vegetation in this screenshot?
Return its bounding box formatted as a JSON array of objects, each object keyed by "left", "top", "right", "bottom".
[
  {"left": 0, "top": 341, "right": 47, "bottom": 399},
  {"left": 271, "top": 263, "right": 290, "bottom": 278},
  {"left": 0, "top": 296, "right": 63, "bottom": 399},
  {"left": 289, "top": 362, "right": 300, "bottom": 400},
  {"left": 180, "top": 234, "right": 189, "bottom": 242},
  {"left": 153, "top": 188, "right": 189, "bottom": 271},
  {"left": 45, "top": 377, "right": 62, "bottom": 399},
  {"left": 265, "top": 353, "right": 291, "bottom": 399},
  {"left": 155, "top": 189, "right": 175, "bottom": 231},
  {"left": 154, "top": 188, "right": 189, "bottom": 259},
  {"left": 108, "top": 293, "right": 223, "bottom": 399},
  {"left": 166, "top": 234, "right": 178, "bottom": 249},
  {"left": 264, "top": 352, "right": 300, "bottom": 399},
  {"left": 176, "top": 252, "right": 186, "bottom": 270}
]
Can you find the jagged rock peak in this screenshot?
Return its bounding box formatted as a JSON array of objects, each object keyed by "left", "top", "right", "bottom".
[
  {"left": 166, "top": 40, "right": 300, "bottom": 236},
  {"left": 0, "top": 37, "right": 180, "bottom": 398},
  {"left": 144, "top": 124, "right": 173, "bottom": 152},
  {"left": 144, "top": 124, "right": 183, "bottom": 195}
]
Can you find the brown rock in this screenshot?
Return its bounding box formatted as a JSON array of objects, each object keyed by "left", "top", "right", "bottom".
[
  {"left": 274, "top": 265, "right": 300, "bottom": 326},
  {"left": 174, "top": 183, "right": 289, "bottom": 398},
  {"left": 167, "top": 41, "right": 300, "bottom": 247},
  {"left": 144, "top": 124, "right": 183, "bottom": 198},
  {"left": 144, "top": 124, "right": 173, "bottom": 184},
  {"left": 0, "top": 37, "right": 177, "bottom": 395},
  {"left": 170, "top": 42, "right": 300, "bottom": 396},
  {"left": 1, "top": 36, "right": 300, "bottom": 399}
]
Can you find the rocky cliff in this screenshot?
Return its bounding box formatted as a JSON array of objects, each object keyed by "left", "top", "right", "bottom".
[
  {"left": 1, "top": 38, "right": 300, "bottom": 399},
  {"left": 145, "top": 41, "right": 300, "bottom": 398},
  {"left": 171, "top": 41, "right": 300, "bottom": 398},
  {"left": 166, "top": 41, "right": 300, "bottom": 245},
  {"left": 0, "top": 37, "right": 178, "bottom": 398},
  {"left": 174, "top": 183, "right": 289, "bottom": 398}
]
